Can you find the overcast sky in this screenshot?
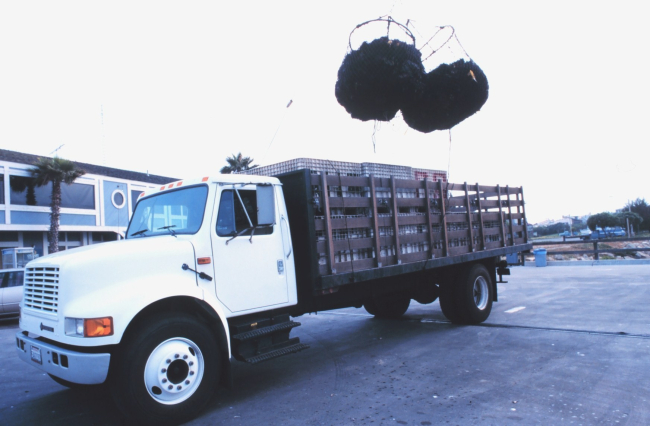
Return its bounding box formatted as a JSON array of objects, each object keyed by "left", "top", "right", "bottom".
[{"left": 1, "top": 1, "right": 648, "bottom": 224}]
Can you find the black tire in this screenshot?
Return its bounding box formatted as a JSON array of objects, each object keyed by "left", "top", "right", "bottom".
[
  {"left": 439, "top": 264, "right": 494, "bottom": 324},
  {"left": 364, "top": 294, "right": 411, "bottom": 318},
  {"left": 364, "top": 299, "right": 379, "bottom": 316},
  {"left": 414, "top": 283, "right": 439, "bottom": 305},
  {"left": 48, "top": 373, "right": 105, "bottom": 390},
  {"left": 457, "top": 264, "right": 493, "bottom": 324},
  {"left": 438, "top": 281, "right": 465, "bottom": 324},
  {"left": 110, "top": 313, "right": 220, "bottom": 425}
]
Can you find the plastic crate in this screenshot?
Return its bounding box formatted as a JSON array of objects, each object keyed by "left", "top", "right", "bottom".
[{"left": 243, "top": 158, "right": 446, "bottom": 182}]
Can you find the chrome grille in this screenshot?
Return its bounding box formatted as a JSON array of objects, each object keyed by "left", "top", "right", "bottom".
[{"left": 24, "top": 266, "right": 60, "bottom": 314}]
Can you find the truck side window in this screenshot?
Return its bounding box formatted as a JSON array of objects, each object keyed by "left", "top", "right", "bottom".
[{"left": 216, "top": 189, "right": 273, "bottom": 237}]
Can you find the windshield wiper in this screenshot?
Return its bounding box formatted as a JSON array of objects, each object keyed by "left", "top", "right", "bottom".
[
  {"left": 158, "top": 225, "right": 177, "bottom": 237},
  {"left": 130, "top": 229, "right": 149, "bottom": 237}
]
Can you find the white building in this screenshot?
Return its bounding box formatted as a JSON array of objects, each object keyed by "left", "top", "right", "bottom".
[{"left": 0, "top": 149, "right": 175, "bottom": 256}]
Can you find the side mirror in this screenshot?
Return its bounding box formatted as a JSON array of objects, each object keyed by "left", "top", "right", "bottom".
[{"left": 257, "top": 185, "right": 275, "bottom": 226}]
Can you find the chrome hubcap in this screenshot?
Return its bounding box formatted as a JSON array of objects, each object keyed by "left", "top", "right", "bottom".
[
  {"left": 473, "top": 276, "right": 489, "bottom": 310},
  {"left": 144, "top": 337, "right": 204, "bottom": 405}
]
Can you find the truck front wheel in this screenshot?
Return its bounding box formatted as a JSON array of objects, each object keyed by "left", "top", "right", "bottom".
[{"left": 111, "top": 313, "right": 220, "bottom": 425}]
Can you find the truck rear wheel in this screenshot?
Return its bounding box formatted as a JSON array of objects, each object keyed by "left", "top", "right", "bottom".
[
  {"left": 440, "top": 264, "right": 493, "bottom": 324},
  {"left": 414, "top": 283, "right": 439, "bottom": 304},
  {"left": 364, "top": 294, "right": 411, "bottom": 318},
  {"left": 111, "top": 313, "right": 220, "bottom": 425},
  {"left": 438, "top": 282, "right": 464, "bottom": 324}
]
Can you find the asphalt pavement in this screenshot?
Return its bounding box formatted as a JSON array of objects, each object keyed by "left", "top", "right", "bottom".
[{"left": 1, "top": 264, "right": 649, "bottom": 425}]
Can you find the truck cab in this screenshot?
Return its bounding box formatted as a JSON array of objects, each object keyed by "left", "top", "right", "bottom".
[{"left": 16, "top": 174, "right": 300, "bottom": 423}]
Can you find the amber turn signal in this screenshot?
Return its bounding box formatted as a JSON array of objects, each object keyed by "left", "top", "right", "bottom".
[{"left": 84, "top": 317, "right": 114, "bottom": 337}]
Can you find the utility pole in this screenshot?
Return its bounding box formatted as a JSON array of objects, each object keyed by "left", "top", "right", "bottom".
[{"left": 625, "top": 200, "right": 634, "bottom": 237}]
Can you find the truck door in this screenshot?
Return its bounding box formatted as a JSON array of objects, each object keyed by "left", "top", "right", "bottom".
[{"left": 211, "top": 184, "right": 289, "bottom": 313}]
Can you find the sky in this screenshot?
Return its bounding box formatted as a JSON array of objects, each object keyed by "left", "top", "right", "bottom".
[{"left": 1, "top": 1, "right": 649, "bottom": 224}]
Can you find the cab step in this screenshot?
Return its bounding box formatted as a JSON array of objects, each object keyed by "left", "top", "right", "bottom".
[
  {"left": 243, "top": 342, "right": 310, "bottom": 364},
  {"left": 232, "top": 321, "right": 301, "bottom": 342},
  {"left": 229, "top": 314, "right": 309, "bottom": 364}
]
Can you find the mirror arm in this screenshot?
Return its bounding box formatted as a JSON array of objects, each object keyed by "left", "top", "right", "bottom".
[{"left": 226, "top": 227, "right": 252, "bottom": 245}]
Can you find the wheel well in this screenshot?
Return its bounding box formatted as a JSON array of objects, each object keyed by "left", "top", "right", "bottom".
[{"left": 117, "top": 296, "right": 231, "bottom": 387}]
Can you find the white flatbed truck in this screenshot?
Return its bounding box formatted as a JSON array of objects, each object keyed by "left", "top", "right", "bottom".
[{"left": 16, "top": 168, "right": 530, "bottom": 424}]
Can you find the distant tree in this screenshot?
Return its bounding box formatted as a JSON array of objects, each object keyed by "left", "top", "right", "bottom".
[
  {"left": 220, "top": 153, "right": 258, "bottom": 174},
  {"left": 30, "top": 157, "right": 86, "bottom": 254},
  {"left": 619, "top": 198, "right": 650, "bottom": 232},
  {"left": 616, "top": 211, "right": 642, "bottom": 226},
  {"left": 587, "top": 212, "right": 619, "bottom": 231},
  {"left": 533, "top": 222, "right": 570, "bottom": 236}
]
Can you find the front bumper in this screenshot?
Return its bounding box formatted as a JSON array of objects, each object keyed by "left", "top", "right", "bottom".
[{"left": 15, "top": 332, "right": 111, "bottom": 385}]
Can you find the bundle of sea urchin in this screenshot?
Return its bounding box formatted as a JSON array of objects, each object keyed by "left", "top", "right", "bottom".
[
  {"left": 335, "top": 36, "right": 424, "bottom": 122},
  {"left": 401, "top": 59, "right": 489, "bottom": 133},
  {"left": 335, "top": 18, "right": 489, "bottom": 133}
]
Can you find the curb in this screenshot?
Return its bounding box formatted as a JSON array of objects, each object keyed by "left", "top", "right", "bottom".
[{"left": 525, "top": 259, "right": 650, "bottom": 267}]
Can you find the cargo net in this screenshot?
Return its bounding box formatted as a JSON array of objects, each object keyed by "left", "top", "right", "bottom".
[{"left": 335, "top": 17, "right": 488, "bottom": 133}]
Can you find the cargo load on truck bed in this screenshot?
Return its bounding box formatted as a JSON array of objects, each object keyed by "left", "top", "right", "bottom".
[{"left": 247, "top": 162, "right": 531, "bottom": 293}]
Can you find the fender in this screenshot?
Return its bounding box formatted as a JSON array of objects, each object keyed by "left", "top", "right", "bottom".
[{"left": 20, "top": 236, "right": 209, "bottom": 347}]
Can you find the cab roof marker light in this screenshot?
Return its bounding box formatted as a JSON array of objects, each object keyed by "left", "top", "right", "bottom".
[
  {"left": 176, "top": 181, "right": 183, "bottom": 187},
  {"left": 202, "top": 177, "right": 209, "bottom": 182},
  {"left": 167, "top": 183, "right": 174, "bottom": 189}
]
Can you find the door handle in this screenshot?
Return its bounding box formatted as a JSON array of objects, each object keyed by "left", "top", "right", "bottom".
[{"left": 281, "top": 215, "right": 292, "bottom": 259}]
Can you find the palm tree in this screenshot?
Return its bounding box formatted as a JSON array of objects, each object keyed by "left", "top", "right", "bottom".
[
  {"left": 220, "top": 153, "right": 258, "bottom": 174},
  {"left": 30, "top": 157, "right": 86, "bottom": 254}
]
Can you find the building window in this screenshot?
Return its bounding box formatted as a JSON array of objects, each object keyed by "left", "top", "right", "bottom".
[
  {"left": 66, "top": 232, "right": 82, "bottom": 242},
  {"left": 61, "top": 182, "right": 95, "bottom": 209},
  {"left": 131, "top": 190, "right": 145, "bottom": 212},
  {"left": 112, "top": 189, "right": 126, "bottom": 209},
  {"left": 91, "top": 232, "right": 119, "bottom": 244},
  {"left": 0, "top": 174, "right": 4, "bottom": 204},
  {"left": 9, "top": 176, "right": 95, "bottom": 209},
  {"left": 58, "top": 232, "right": 83, "bottom": 250},
  {"left": 0, "top": 231, "right": 19, "bottom": 242},
  {"left": 9, "top": 176, "right": 49, "bottom": 206}
]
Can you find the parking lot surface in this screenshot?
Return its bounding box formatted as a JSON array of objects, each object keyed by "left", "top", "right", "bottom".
[{"left": 1, "top": 265, "right": 649, "bottom": 425}]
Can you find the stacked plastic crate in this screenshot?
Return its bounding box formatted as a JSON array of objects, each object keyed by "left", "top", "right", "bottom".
[
  {"left": 243, "top": 158, "right": 446, "bottom": 182},
  {"left": 244, "top": 158, "right": 448, "bottom": 271}
]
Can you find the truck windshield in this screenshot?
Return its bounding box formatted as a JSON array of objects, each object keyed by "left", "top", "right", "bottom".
[{"left": 126, "top": 185, "right": 208, "bottom": 238}]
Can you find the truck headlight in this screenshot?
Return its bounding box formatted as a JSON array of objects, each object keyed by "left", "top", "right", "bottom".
[{"left": 65, "top": 317, "right": 113, "bottom": 337}]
